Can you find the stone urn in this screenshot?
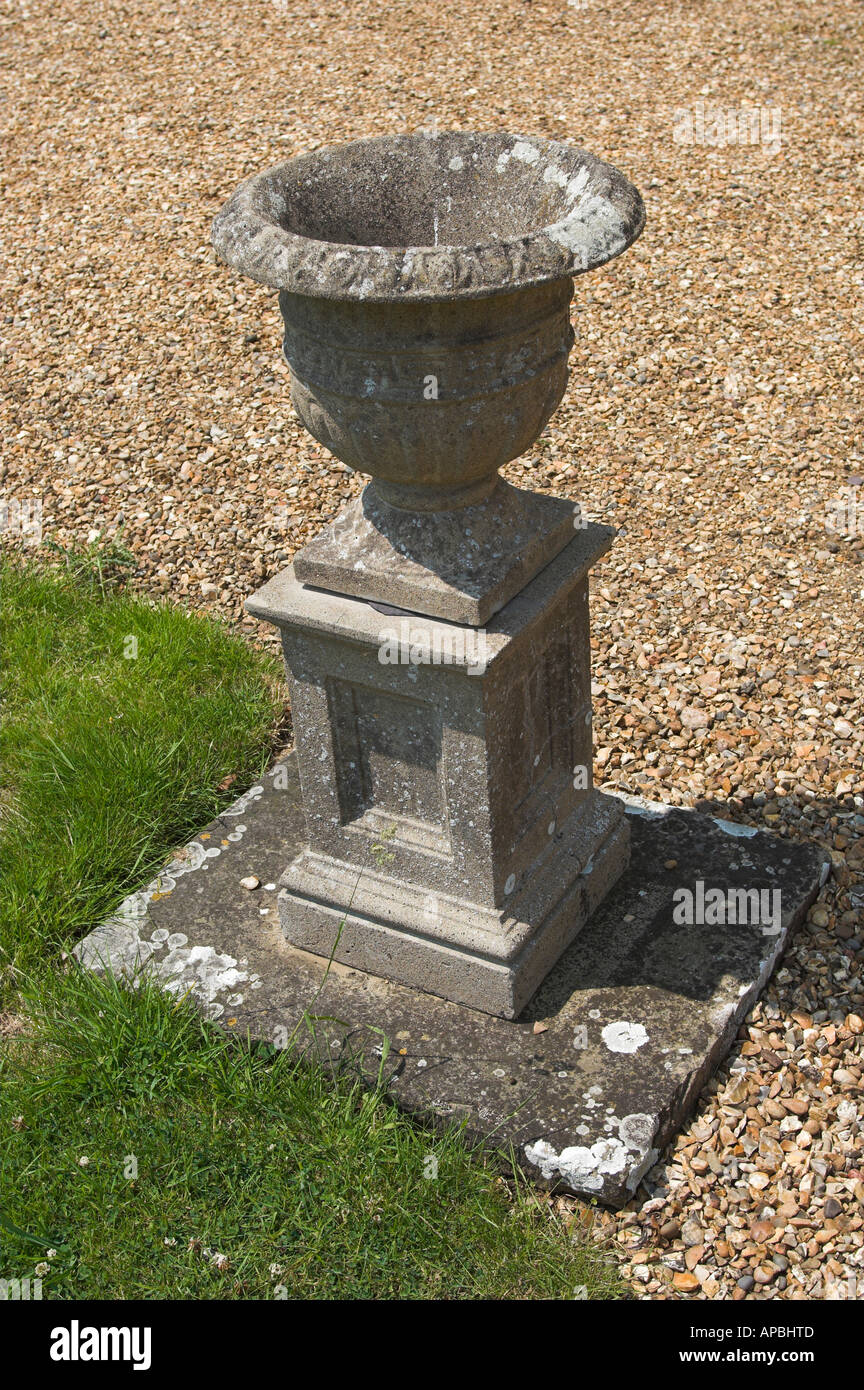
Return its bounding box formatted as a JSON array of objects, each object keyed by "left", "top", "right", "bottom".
[
  {"left": 213, "top": 133, "right": 644, "bottom": 1017},
  {"left": 212, "top": 131, "right": 644, "bottom": 623}
]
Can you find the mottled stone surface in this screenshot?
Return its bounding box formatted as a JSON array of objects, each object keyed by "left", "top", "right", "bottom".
[
  {"left": 248, "top": 528, "right": 629, "bottom": 1016},
  {"left": 274, "top": 272, "right": 577, "bottom": 617},
  {"left": 275, "top": 276, "right": 575, "bottom": 503},
  {"left": 75, "top": 758, "right": 828, "bottom": 1206},
  {"left": 280, "top": 791, "right": 627, "bottom": 1019},
  {"left": 211, "top": 132, "right": 645, "bottom": 301},
  {"left": 212, "top": 133, "right": 644, "bottom": 615},
  {"left": 212, "top": 132, "right": 644, "bottom": 1013},
  {"left": 293, "top": 478, "right": 580, "bottom": 625}
]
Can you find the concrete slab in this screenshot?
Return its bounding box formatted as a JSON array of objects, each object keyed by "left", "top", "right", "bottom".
[{"left": 75, "top": 755, "right": 828, "bottom": 1207}]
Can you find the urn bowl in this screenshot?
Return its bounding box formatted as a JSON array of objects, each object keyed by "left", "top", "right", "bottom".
[{"left": 212, "top": 132, "right": 644, "bottom": 510}]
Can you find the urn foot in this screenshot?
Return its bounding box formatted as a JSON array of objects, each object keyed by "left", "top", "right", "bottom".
[{"left": 293, "top": 478, "right": 581, "bottom": 626}]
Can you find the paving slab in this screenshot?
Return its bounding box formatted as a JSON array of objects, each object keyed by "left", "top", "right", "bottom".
[{"left": 75, "top": 754, "right": 828, "bottom": 1206}]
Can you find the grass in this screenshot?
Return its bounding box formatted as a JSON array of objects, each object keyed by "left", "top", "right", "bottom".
[
  {"left": 0, "top": 549, "right": 623, "bottom": 1300},
  {"left": 0, "top": 550, "right": 282, "bottom": 1000},
  {"left": 0, "top": 972, "right": 621, "bottom": 1300}
]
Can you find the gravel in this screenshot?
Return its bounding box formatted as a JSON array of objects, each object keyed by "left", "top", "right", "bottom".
[{"left": 2, "top": 0, "right": 862, "bottom": 1301}]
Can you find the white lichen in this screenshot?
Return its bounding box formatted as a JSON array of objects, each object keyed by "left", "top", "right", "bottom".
[
  {"left": 524, "top": 1136, "right": 631, "bottom": 1192},
  {"left": 601, "top": 1020, "right": 649, "bottom": 1053},
  {"left": 510, "top": 140, "right": 540, "bottom": 165}
]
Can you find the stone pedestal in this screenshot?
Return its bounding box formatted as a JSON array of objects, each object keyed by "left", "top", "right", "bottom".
[
  {"left": 213, "top": 131, "right": 648, "bottom": 1018},
  {"left": 248, "top": 523, "right": 629, "bottom": 1018}
]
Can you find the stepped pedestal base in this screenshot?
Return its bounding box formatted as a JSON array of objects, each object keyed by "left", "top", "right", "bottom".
[{"left": 248, "top": 523, "right": 629, "bottom": 1017}]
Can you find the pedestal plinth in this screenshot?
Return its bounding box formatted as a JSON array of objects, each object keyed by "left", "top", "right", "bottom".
[{"left": 248, "top": 523, "right": 629, "bottom": 1018}]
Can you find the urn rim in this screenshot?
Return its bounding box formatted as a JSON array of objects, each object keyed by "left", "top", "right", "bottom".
[{"left": 211, "top": 131, "right": 645, "bottom": 303}]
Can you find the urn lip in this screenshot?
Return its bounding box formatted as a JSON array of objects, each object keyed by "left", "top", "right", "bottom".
[{"left": 211, "top": 131, "right": 645, "bottom": 303}]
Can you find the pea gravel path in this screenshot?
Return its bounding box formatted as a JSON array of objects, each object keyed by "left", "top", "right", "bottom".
[{"left": 2, "top": 0, "right": 863, "bottom": 1301}]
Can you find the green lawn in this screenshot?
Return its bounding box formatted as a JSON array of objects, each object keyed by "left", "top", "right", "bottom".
[
  {"left": 0, "top": 549, "right": 282, "bottom": 999},
  {"left": 0, "top": 552, "right": 623, "bottom": 1301}
]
